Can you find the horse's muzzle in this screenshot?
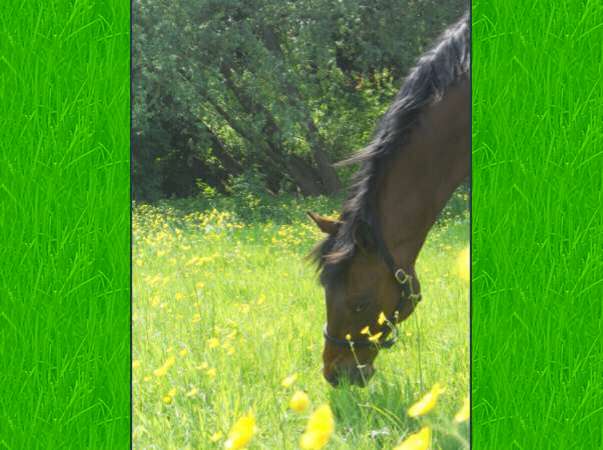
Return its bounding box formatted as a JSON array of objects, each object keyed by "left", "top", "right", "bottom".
[{"left": 323, "top": 363, "right": 375, "bottom": 387}]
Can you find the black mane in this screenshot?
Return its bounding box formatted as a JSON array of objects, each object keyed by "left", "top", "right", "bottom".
[{"left": 312, "top": 12, "right": 470, "bottom": 285}]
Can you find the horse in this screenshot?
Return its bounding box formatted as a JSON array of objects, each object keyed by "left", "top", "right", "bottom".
[{"left": 308, "top": 13, "right": 470, "bottom": 387}]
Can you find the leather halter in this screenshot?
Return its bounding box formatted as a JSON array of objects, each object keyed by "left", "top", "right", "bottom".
[{"left": 322, "top": 216, "right": 422, "bottom": 349}]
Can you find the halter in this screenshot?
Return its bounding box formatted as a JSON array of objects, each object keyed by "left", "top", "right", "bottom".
[{"left": 322, "top": 216, "right": 422, "bottom": 350}]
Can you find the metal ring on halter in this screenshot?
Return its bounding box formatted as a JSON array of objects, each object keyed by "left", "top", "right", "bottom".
[{"left": 394, "top": 268, "right": 410, "bottom": 285}]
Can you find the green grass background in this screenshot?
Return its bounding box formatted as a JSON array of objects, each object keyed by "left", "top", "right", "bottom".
[
  {"left": 2, "top": 0, "right": 603, "bottom": 448},
  {"left": 0, "top": 1, "right": 130, "bottom": 448},
  {"left": 472, "top": 0, "right": 603, "bottom": 448}
]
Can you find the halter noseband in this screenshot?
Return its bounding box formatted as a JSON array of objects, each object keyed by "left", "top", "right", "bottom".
[{"left": 322, "top": 215, "right": 422, "bottom": 350}]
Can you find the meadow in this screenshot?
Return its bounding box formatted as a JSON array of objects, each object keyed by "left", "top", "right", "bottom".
[{"left": 132, "top": 194, "right": 470, "bottom": 449}]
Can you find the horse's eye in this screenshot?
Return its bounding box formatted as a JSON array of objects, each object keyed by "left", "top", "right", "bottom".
[{"left": 351, "top": 302, "right": 369, "bottom": 313}]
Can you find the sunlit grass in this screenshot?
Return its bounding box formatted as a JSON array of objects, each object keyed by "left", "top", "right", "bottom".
[{"left": 133, "top": 198, "right": 469, "bottom": 449}]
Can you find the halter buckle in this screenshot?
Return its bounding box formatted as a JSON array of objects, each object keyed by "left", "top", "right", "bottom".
[{"left": 394, "top": 268, "right": 410, "bottom": 285}]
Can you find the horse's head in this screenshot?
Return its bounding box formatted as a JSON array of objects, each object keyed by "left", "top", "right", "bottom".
[{"left": 309, "top": 212, "right": 421, "bottom": 387}]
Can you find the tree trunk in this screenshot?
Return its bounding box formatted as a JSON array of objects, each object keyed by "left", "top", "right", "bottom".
[
  {"left": 305, "top": 119, "right": 342, "bottom": 194},
  {"left": 257, "top": 29, "right": 342, "bottom": 194},
  {"left": 202, "top": 92, "right": 323, "bottom": 195}
]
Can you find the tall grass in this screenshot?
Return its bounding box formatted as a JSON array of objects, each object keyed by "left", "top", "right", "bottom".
[
  {"left": 133, "top": 198, "right": 469, "bottom": 449},
  {"left": 0, "top": 1, "right": 129, "bottom": 448},
  {"left": 473, "top": 0, "right": 603, "bottom": 447}
]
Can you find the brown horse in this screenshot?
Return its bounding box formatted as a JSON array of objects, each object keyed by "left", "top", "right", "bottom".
[{"left": 309, "top": 13, "right": 470, "bottom": 387}]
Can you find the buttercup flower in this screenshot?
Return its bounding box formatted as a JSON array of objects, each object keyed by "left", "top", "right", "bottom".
[
  {"left": 289, "top": 390, "right": 310, "bottom": 412},
  {"left": 368, "top": 331, "right": 383, "bottom": 343},
  {"left": 153, "top": 356, "right": 176, "bottom": 377},
  {"left": 224, "top": 413, "right": 256, "bottom": 449},
  {"left": 407, "top": 383, "right": 445, "bottom": 418},
  {"left": 393, "top": 427, "right": 431, "bottom": 450},
  {"left": 299, "top": 404, "right": 334, "bottom": 449},
  {"left": 454, "top": 396, "right": 470, "bottom": 423},
  {"left": 162, "top": 387, "right": 177, "bottom": 405},
  {"left": 281, "top": 373, "right": 298, "bottom": 388},
  {"left": 378, "top": 311, "right": 387, "bottom": 325},
  {"left": 186, "top": 387, "right": 199, "bottom": 397},
  {"left": 210, "top": 431, "right": 223, "bottom": 442},
  {"left": 457, "top": 246, "right": 470, "bottom": 282}
]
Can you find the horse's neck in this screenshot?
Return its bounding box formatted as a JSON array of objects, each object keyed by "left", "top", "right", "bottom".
[{"left": 377, "top": 80, "right": 470, "bottom": 267}]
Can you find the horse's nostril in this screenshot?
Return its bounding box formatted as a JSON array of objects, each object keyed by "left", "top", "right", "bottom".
[{"left": 323, "top": 370, "right": 339, "bottom": 386}]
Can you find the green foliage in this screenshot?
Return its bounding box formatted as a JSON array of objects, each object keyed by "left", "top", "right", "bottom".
[{"left": 133, "top": 0, "right": 467, "bottom": 200}]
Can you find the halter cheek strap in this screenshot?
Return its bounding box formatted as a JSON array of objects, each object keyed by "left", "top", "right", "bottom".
[{"left": 322, "top": 213, "right": 422, "bottom": 349}]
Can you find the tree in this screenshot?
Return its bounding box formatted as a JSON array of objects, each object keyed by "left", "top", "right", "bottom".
[{"left": 132, "top": 0, "right": 467, "bottom": 200}]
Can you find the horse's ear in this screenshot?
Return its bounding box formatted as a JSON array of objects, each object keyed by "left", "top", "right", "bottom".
[{"left": 307, "top": 212, "right": 341, "bottom": 235}]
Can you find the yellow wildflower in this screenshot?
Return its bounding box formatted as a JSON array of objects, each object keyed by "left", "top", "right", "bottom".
[
  {"left": 153, "top": 356, "right": 176, "bottom": 377},
  {"left": 196, "top": 362, "right": 209, "bottom": 370},
  {"left": 281, "top": 373, "right": 298, "bottom": 388},
  {"left": 195, "top": 281, "right": 205, "bottom": 289},
  {"left": 132, "top": 360, "right": 141, "bottom": 369},
  {"left": 262, "top": 330, "right": 275, "bottom": 339},
  {"left": 162, "top": 388, "right": 176, "bottom": 405},
  {"left": 224, "top": 413, "right": 256, "bottom": 450},
  {"left": 360, "top": 326, "right": 370, "bottom": 335},
  {"left": 368, "top": 331, "right": 383, "bottom": 343},
  {"left": 378, "top": 311, "right": 387, "bottom": 325},
  {"left": 207, "top": 338, "right": 220, "bottom": 349},
  {"left": 454, "top": 397, "right": 470, "bottom": 423},
  {"left": 186, "top": 387, "right": 199, "bottom": 397},
  {"left": 407, "top": 383, "right": 445, "bottom": 418},
  {"left": 393, "top": 427, "right": 431, "bottom": 450},
  {"left": 143, "top": 375, "right": 152, "bottom": 382},
  {"left": 175, "top": 292, "right": 185, "bottom": 301},
  {"left": 289, "top": 390, "right": 310, "bottom": 412},
  {"left": 345, "top": 333, "right": 352, "bottom": 341},
  {"left": 300, "top": 404, "right": 335, "bottom": 450},
  {"left": 207, "top": 368, "right": 217, "bottom": 379},
  {"left": 179, "top": 348, "right": 189, "bottom": 357},
  {"left": 457, "top": 246, "right": 470, "bottom": 282},
  {"left": 192, "top": 313, "right": 201, "bottom": 323},
  {"left": 210, "top": 431, "right": 223, "bottom": 442},
  {"left": 226, "top": 330, "right": 237, "bottom": 340}
]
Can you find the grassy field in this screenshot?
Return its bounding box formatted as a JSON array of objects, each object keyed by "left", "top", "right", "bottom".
[{"left": 132, "top": 196, "right": 469, "bottom": 449}]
